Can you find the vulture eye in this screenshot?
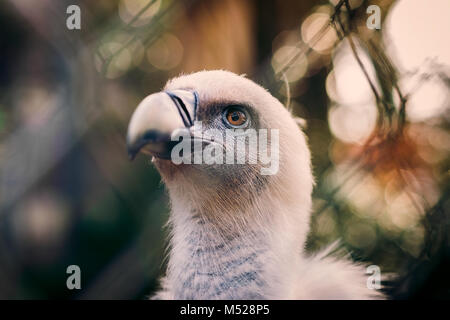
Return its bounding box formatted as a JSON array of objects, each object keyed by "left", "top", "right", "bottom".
[{"left": 223, "top": 106, "right": 248, "bottom": 128}]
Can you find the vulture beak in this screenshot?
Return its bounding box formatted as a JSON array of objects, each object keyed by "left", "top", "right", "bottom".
[{"left": 126, "top": 89, "right": 198, "bottom": 160}]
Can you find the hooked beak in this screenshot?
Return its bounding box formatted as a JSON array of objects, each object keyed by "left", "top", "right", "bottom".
[{"left": 126, "top": 89, "right": 198, "bottom": 160}]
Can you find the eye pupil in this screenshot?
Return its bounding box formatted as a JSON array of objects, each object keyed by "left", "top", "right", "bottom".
[{"left": 224, "top": 107, "right": 248, "bottom": 127}]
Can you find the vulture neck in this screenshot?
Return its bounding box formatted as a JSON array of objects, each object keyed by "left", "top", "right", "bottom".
[{"left": 167, "top": 198, "right": 302, "bottom": 299}]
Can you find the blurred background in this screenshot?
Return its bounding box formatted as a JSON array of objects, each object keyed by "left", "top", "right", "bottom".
[{"left": 0, "top": 0, "right": 448, "bottom": 299}]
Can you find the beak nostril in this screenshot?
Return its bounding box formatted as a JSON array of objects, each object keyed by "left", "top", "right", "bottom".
[{"left": 165, "top": 91, "right": 197, "bottom": 127}]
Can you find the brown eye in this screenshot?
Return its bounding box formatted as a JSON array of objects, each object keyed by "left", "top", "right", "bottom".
[{"left": 224, "top": 107, "right": 248, "bottom": 128}]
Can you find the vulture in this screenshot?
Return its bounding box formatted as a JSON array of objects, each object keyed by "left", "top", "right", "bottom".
[{"left": 126, "top": 70, "right": 383, "bottom": 299}]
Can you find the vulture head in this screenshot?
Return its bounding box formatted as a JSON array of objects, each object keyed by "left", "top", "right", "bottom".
[{"left": 127, "top": 70, "right": 383, "bottom": 300}]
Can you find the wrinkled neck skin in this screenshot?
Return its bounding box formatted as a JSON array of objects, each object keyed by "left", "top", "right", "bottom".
[{"left": 163, "top": 179, "right": 311, "bottom": 300}]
